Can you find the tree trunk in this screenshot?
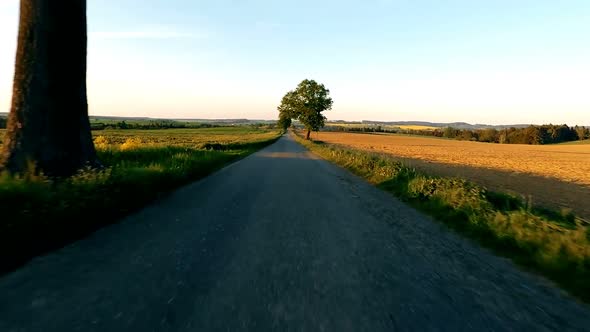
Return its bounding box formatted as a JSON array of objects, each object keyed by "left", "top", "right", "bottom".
[
  {"left": 0, "top": 0, "right": 98, "bottom": 177},
  {"left": 306, "top": 129, "right": 311, "bottom": 140}
]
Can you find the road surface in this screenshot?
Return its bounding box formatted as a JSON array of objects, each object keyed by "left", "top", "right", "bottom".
[{"left": 1, "top": 134, "right": 589, "bottom": 331}]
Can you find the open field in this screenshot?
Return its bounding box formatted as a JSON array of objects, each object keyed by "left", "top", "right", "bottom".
[
  {"left": 0, "top": 127, "right": 282, "bottom": 273},
  {"left": 91, "top": 127, "right": 279, "bottom": 147},
  {"left": 0, "top": 128, "right": 279, "bottom": 147},
  {"left": 325, "top": 124, "right": 438, "bottom": 131},
  {"left": 396, "top": 125, "right": 438, "bottom": 131},
  {"left": 312, "top": 131, "right": 590, "bottom": 220}
]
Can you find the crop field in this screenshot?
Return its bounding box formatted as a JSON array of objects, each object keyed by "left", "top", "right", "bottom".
[
  {"left": 325, "top": 124, "right": 438, "bottom": 131},
  {"left": 0, "top": 128, "right": 279, "bottom": 147},
  {"left": 91, "top": 127, "right": 279, "bottom": 148},
  {"left": 312, "top": 131, "right": 590, "bottom": 219},
  {"left": 396, "top": 125, "right": 438, "bottom": 131}
]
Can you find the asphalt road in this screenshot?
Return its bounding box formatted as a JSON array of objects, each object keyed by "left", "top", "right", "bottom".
[{"left": 1, "top": 134, "right": 589, "bottom": 331}]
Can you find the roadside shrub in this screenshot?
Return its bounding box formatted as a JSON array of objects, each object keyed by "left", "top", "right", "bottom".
[
  {"left": 93, "top": 135, "right": 111, "bottom": 150},
  {"left": 119, "top": 137, "right": 145, "bottom": 151}
]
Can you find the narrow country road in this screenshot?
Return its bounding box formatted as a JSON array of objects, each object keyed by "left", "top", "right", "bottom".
[{"left": 1, "top": 134, "right": 589, "bottom": 331}]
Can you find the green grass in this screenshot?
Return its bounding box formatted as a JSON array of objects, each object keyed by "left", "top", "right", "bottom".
[
  {"left": 558, "top": 139, "right": 590, "bottom": 145},
  {"left": 294, "top": 132, "right": 590, "bottom": 302},
  {"left": 0, "top": 128, "right": 282, "bottom": 273}
]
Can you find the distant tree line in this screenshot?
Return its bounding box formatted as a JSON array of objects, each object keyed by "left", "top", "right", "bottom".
[
  {"left": 444, "top": 124, "right": 588, "bottom": 144},
  {"left": 89, "top": 120, "right": 220, "bottom": 130},
  {"left": 0, "top": 118, "right": 277, "bottom": 131},
  {"left": 329, "top": 124, "right": 589, "bottom": 145}
]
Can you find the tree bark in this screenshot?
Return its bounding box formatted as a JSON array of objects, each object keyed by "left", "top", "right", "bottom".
[
  {"left": 306, "top": 129, "right": 311, "bottom": 140},
  {"left": 0, "top": 0, "right": 98, "bottom": 177}
]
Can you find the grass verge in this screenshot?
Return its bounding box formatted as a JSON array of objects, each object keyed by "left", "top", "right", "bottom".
[
  {"left": 293, "top": 132, "right": 590, "bottom": 302},
  {"left": 0, "top": 133, "right": 281, "bottom": 274}
]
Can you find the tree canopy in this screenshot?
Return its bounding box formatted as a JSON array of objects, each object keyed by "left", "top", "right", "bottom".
[
  {"left": 277, "top": 79, "right": 333, "bottom": 139},
  {"left": 277, "top": 113, "right": 292, "bottom": 131}
]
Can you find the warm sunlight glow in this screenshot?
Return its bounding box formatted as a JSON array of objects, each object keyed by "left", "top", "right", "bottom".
[{"left": 1, "top": 0, "right": 589, "bottom": 125}]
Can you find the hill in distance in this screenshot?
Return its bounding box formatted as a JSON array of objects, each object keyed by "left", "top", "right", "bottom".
[
  {"left": 0, "top": 112, "right": 585, "bottom": 128},
  {"left": 327, "top": 120, "right": 533, "bottom": 130}
]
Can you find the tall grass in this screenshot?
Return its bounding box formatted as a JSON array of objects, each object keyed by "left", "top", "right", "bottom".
[
  {"left": 0, "top": 129, "right": 281, "bottom": 273},
  {"left": 294, "top": 133, "right": 590, "bottom": 302}
]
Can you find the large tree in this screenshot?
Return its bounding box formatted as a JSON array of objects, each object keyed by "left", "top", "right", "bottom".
[
  {"left": 0, "top": 0, "right": 98, "bottom": 176},
  {"left": 277, "top": 113, "right": 292, "bottom": 131},
  {"left": 277, "top": 79, "right": 333, "bottom": 140}
]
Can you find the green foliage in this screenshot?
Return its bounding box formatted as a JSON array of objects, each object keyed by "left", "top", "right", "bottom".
[
  {"left": 478, "top": 128, "right": 499, "bottom": 143},
  {"left": 294, "top": 132, "right": 590, "bottom": 302},
  {"left": 443, "top": 127, "right": 460, "bottom": 139},
  {"left": 576, "top": 126, "right": 589, "bottom": 140},
  {"left": 0, "top": 128, "right": 281, "bottom": 273},
  {"left": 277, "top": 113, "right": 292, "bottom": 130},
  {"left": 0, "top": 116, "right": 6, "bottom": 129},
  {"left": 277, "top": 79, "right": 333, "bottom": 138}
]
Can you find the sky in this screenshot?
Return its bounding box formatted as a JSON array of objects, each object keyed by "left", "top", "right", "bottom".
[{"left": 0, "top": 0, "right": 589, "bottom": 125}]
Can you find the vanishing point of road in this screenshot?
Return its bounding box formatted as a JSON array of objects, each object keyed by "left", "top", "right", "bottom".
[{"left": 1, "top": 134, "right": 589, "bottom": 331}]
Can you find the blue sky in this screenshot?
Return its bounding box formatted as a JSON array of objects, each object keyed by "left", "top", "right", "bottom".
[{"left": 0, "top": 0, "right": 589, "bottom": 124}]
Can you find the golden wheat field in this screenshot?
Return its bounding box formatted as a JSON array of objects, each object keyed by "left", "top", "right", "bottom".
[
  {"left": 326, "top": 124, "right": 438, "bottom": 131},
  {"left": 396, "top": 125, "right": 438, "bottom": 131},
  {"left": 313, "top": 132, "right": 590, "bottom": 219}
]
